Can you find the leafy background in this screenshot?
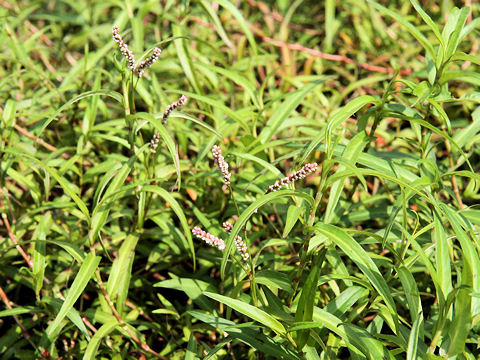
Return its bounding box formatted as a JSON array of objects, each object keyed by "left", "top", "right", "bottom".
[{"left": 1, "top": 0, "right": 480, "bottom": 359}]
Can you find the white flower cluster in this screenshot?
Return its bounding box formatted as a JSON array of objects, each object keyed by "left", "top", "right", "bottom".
[
  {"left": 267, "top": 163, "right": 318, "bottom": 193},
  {"left": 135, "top": 48, "right": 162, "bottom": 77},
  {"left": 112, "top": 26, "right": 135, "bottom": 70},
  {"left": 212, "top": 145, "right": 231, "bottom": 185},
  {"left": 150, "top": 133, "right": 161, "bottom": 154},
  {"left": 223, "top": 221, "right": 249, "bottom": 261},
  {"left": 162, "top": 95, "right": 188, "bottom": 124},
  {"left": 192, "top": 227, "right": 226, "bottom": 250},
  {"left": 112, "top": 25, "right": 160, "bottom": 77}
]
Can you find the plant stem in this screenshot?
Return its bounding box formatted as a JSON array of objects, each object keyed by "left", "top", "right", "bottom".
[{"left": 289, "top": 163, "right": 329, "bottom": 304}]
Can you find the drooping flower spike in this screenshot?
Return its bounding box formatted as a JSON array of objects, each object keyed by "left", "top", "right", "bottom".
[
  {"left": 212, "top": 145, "right": 231, "bottom": 185},
  {"left": 162, "top": 95, "right": 188, "bottom": 124},
  {"left": 223, "top": 221, "right": 249, "bottom": 261},
  {"left": 266, "top": 163, "right": 318, "bottom": 193},
  {"left": 192, "top": 227, "right": 226, "bottom": 251}
]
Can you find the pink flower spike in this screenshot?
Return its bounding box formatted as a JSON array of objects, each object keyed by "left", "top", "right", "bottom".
[
  {"left": 192, "top": 226, "right": 226, "bottom": 251},
  {"left": 162, "top": 95, "right": 188, "bottom": 124},
  {"left": 222, "top": 221, "right": 249, "bottom": 261},
  {"left": 266, "top": 163, "right": 318, "bottom": 193},
  {"left": 135, "top": 47, "right": 162, "bottom": 77},
  {"left": 112, "top": 25, "right": 135, "bottom": 70},
  {"left": 212, "top": 145, "right": 231, "bottom": 185}
]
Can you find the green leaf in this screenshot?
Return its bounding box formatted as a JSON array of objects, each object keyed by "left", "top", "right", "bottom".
[
  {"left": 294, "top": 251, "right": 323, "bottom": 349},
  {"left": 407, "top": 311, "right": 423, "bottom": 360},
  {"left": 312, "top": 307, "right": 396, "bottom": 360},
  {"left": 283, "top": 205, "right": 303, "bottom": 238},
  {"left": 367, "top": 0, "right": 436, "bottom": 61},
  {"left": 42, "top": 296, "right": 91, "bottom": 341},
  {"left": 202, "top": 63, "right": 260, "bottom": 108},
  {"left": 44, "top": 252, "right": 101, "bottom": 342},
  {"left": 185, "top": 332, "right": 197, "bottom": 360},
  {"left": 89, "top": 144, "right": 148, "bottom": 243},
  {"left": 325, "top": 95, "right": 380, "bottom": 158},
  {"left": 203, "top": 292, "right": 286, "bottom": 336},
  {"left": 33, "top": 213, "right": 51, "bottom": 296},
  {"left": 106, "top": 234, "right": 139, "bottom": 316},
  {"left": 221, "top": 190, "right": 314, "bottom": 278},
  {"left": 214, "top": 0, "right": 258, "bottom": 55},
  {"left": 324, "top": 131, "right": 370, "bottom": 223},
  {"left": 199, "top": 0, "right": 234, "bottom": 51},
  {"left": 433, "top": 212, "right": 452, "bottom": 300},
  {"left": 155, "top": 278, "right": 216, "bottom": 311},
  {"left": 259, "top": 80, "right": 324, "bottom": 144},
  {"left": 130, "top": 112, "right": 182, "bottom": 189},
  {"left": 255, "top": 270, "right": 293, "bottom": 294},
  {"left": 314, "top": 224, "right": 398, "bottom": 331},
  {"left": 445, "top": 7, "right": 469, "bottom": 60},
  {"left": 171, "top": 112, "right": 223, "bottom": 139},
  {"left": 409, "top": 0, "right": 444, "bottom": 52},
  {"left": 172, "top": 24, "right": 202, "bottom": 96},
  {"left": 168, "top": 89, "right": 250, "bottom": 133},
  {"left": 0, "top": 307, "right": 37, "bottom": 317},
  {"left": 139, "top": 185, "right": 194, "bottom": 260},
  {"left": 82, "top": 321, "right": 119, "bottom": 360},
  {"left": 5, "top": 149, "right": 90, "bottom": 221},
  {"left": 188, "top": 311, "right": 301, "bottom": 360},
  {"left": 398, "top": 266, "right": 424, "bottom": 339},
  {"left": 36, "top": 89, "right": 123, "bottom": 139}
]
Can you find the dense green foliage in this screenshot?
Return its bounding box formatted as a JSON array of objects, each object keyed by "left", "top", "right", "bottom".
[{"left": 1, "top": 0, "right": 480, "bottom": 359}]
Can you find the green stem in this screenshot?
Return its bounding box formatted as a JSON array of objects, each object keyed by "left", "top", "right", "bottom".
[{"left": 289, "top": 163, "right": 329, "bottom": 304}]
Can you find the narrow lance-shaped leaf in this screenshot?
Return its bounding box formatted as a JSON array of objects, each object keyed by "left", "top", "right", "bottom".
[
  {"left": 44, "top": 253, "right": 101, "bottom": 342},
  {"left": 259, "top": 80, "right": 324, "bottom": 144},
  {"left": 204, "top": 292, "right": 286, "bottom": 336},
  {"left": 314, "top": 224, "right": 399, "bottom": 332},
  {"left": 294, "top": 250, "right": 324, "bottom": 349}
]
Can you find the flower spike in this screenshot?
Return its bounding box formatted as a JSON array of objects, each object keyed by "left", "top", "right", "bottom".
[
  {"left": 192, "top": 227, "right": 226, "bottom": 251},
  {"left": 223, "top": 222, "right": 249, "bottom": 260},
  {"left": 266, "top": 163, "right": 318, "bottom": 193},
  {"left": 112, "top": 25, "right": 135, "bottom": 70},
  {"left": 162, "top": 95, "right": 188, "bottom": 124},
  {"left": 212, "top": 145, "right": 231, "bottom": 185},
  {"left": 135, "top": 47, "right": 162, "bottom": 77}
]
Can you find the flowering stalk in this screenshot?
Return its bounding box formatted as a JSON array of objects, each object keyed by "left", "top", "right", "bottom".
[
  {"left": 162, "top": 95, "right": 188, "bottom": 124},
  {"left": 223, "top": 222, "right": 249, "bottom": 260},
  {"left": 212, "top": 145, "right": 231, "bottom": 185},
  {"left": 112, "top": 26, "right": 161, "bottom": 77},
  {"left": 112, "top": 26, "right": 135, "bottom": 71},
  {"left": 135, "top": 48, "right": 162, "bottom": 77},
  {"left": 192, "top": 227, "right": 226, "bottom": 250},
  {"left": 266, "top": 163, "right": 318, "bottom": 193}
]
